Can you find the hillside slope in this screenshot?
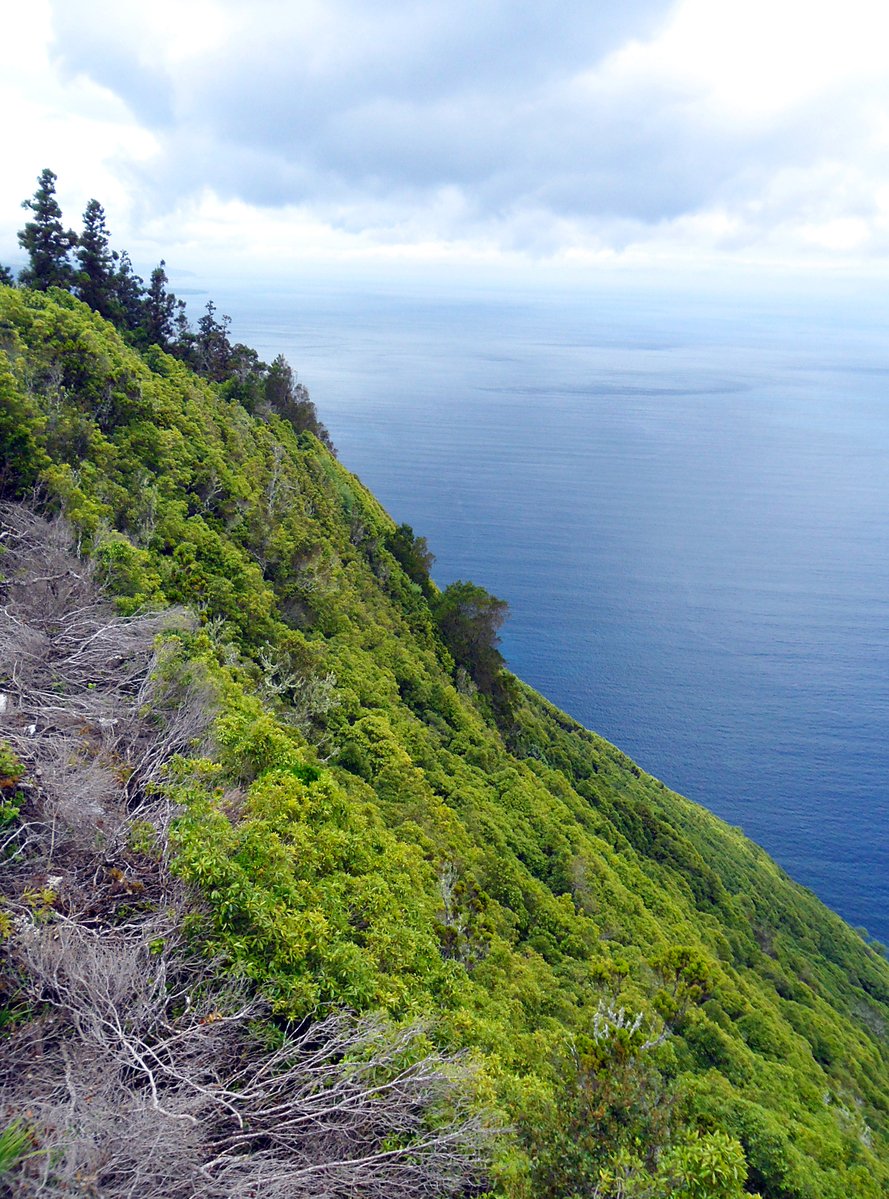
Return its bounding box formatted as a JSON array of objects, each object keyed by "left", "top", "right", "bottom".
[{"left": 2, "top": 285, "right": 889, "bottom": 1197}]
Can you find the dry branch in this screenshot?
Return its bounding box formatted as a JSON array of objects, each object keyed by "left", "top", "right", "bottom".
[
  {"left": 0, "top": 505, "right": 211, "bottom": 877},
  {"left": 3, "top": 920, "right": 492, "bottom": 1198}
]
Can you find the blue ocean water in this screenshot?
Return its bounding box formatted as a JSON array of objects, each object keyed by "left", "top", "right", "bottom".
[{"left": 213, "top": 277, "right": 889, "bottom": 945}]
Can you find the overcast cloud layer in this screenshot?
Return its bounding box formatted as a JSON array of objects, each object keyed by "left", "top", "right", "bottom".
[{"left": 5, "top": 0, "right": 889, "bottom": 279}]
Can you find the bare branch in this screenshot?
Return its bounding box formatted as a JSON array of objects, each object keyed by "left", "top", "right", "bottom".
[{"left": 3, "top": 921, "right": 494, "bottom": 1199}]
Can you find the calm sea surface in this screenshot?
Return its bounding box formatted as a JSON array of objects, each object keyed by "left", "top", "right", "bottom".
[{"left": 212, "top": 277, "right": 889, "bottom": 945}]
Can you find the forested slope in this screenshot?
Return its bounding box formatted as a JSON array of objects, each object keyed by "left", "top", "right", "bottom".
[{"left": 1, "top": 285, "right": 889, "bottom": 1197}]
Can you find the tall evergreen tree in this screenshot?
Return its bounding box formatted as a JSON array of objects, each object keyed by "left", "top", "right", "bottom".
[
  {"left": 265, "top": 353, "right": 297, "bottom": 408},
  {"left": 173, "top": 299, "right": 193, "bottom": 357},
  {"left": 194, "top": 300, "right": 233, "bottom": 381},
  {"left": 143, "top": 260, "right": 177, "bottom": 347},
  {"left": 112, "top": 250, "right": 146, "bottom": 333},
  {"left": 17, "top": 169, "right": 77, "bottom": 290},
  {"left": 75, "top": 199, "right": 117, "bottom": 319},
  {"left": 0, "top": 266, "right": 15, "bottom": 286}
]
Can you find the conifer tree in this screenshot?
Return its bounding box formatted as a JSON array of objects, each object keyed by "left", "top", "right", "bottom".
[
  {"left": 112, "top": 251, "right": 146, "bottom": 333},
  {"left": 143, "top": 260, "right": 177, "bottom": 347},
  {"left": 194, "top": 300, "right": 233, "bottom": 381},
  {"left": 0, "top": 266, "right": 15, "bottom": 286},
  {"left": 17, "top": 169, "right": 77, "bottom": 290},
  {"left": 173, "top": 300, "right": 193, "bottom": 357},
  {"left": 75, "top": 199, "right": 117, "bottom": 319},
  {"left": 265, "top": 353, "right": 297, "bottom": 408}
]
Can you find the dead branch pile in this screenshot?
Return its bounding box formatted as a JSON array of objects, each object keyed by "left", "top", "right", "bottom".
[
  {"left": 2, "top": 917, "right": 489, "bottom": 1198},
  {"left": 0, "top": 504, "right": 209, "bottom": 902}
]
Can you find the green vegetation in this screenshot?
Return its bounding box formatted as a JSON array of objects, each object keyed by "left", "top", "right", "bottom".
[
  {"left": 1, "top": 214, "right": 889, "bottom": 1194},
  {"left": 0, "top": 1121, "right": 34, "bottom": 1181},
  {"left": 0, "top": 743, "right": 25, "bottom": 827}
]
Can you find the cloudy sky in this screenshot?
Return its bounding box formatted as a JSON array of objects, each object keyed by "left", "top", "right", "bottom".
[{"left": 4, "top": 0, "right": 889, "bottom": 284}]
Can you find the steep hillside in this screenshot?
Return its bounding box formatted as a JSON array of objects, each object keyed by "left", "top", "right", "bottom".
[{"left": 2, "top": 285, "right": 889, "bottom": 1197}]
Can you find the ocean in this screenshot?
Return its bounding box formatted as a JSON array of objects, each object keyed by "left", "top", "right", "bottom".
[{"left": 209, "top": 274, "right": 889, "bottom": 946}]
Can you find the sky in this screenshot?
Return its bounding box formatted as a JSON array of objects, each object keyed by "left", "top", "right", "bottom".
[{"left": 4, "top": 0, "right": 889, "bottom": 287}]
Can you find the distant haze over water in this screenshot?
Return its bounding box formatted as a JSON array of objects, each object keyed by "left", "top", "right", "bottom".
[{"left": 215, "top": 276, "right": 889, "bottom": 947}]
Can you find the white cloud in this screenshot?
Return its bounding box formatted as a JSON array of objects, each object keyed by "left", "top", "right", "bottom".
[
  {"left": 3, "top": 0, "right": 889, "bottom": 279},
  {"left": 615, "top": 0, "right": 889, "bottom": 122}
]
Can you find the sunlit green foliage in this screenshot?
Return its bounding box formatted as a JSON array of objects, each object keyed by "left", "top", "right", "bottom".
[
  {"left": 0, "top": 1121, "right": 34, "bottom": 1180},
  {"left": 0, "top": 743, "right": 25, "bottom": 827},
  {"left": 2, "top": 282, "right": 889, "bottom": 1197}
]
